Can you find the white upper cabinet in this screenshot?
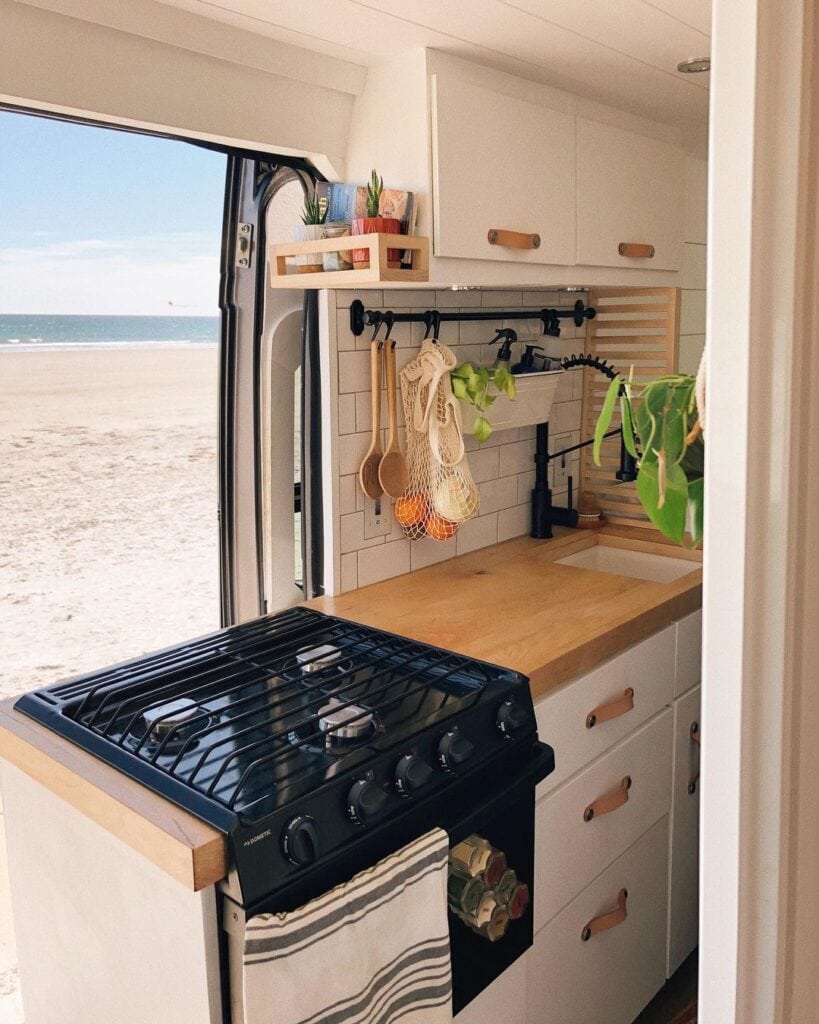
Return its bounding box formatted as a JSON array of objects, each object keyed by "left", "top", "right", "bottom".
[
  {"left": 430, "top": 74, "right": 576, "bottom": 266},
  {"left": 576, "top": 117, "right": 684, "bottom": 270}
]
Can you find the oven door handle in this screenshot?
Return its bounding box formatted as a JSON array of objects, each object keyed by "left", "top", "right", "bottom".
[{"left": 581, "top": 888, "right": 628, "bottom": 942}]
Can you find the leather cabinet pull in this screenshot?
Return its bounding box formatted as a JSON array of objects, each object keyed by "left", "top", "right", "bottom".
[
  {"left": 618, "top": 242, "right": 655, "bottom": 258},
  {"left": 487, "top": 228, "right": 541, "bottom": 250},
  {"left": 581, "top": 888, "right": 628, "bottom": 942},
  {"left": 583, "top": 776, "right": 632, "bottom": 822},
  {"left": 586, "top": 688, "right": 634, "bottom": 729}
]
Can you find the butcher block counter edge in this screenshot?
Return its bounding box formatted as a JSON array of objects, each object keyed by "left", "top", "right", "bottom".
[
  {"left": 0, "top": 701, "right": 227, "bottom": 891},
  {"left": 0, "top": 527, "right": 699, "bottom": 892},
  {"left": 309, "top": 526, "right": 702, "bottom": 701}
]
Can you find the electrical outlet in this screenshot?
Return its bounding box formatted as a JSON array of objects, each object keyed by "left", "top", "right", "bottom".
[
  {"left": 364, "top": 497, "right": 392, "bottom": 539},
  {"left": 550, "top": 433, "right": 571, "bottom": 491}
]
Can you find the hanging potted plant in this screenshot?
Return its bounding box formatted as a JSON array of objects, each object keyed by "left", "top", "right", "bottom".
[
  {"left": 593, "top": 363, "right": 705, "bottom": 546},
  {"left": 350, "top": 169, "right": 401, "bottom": 269},
  {"left": 293, "top": 194, "right": 328, "bottom": 274}
]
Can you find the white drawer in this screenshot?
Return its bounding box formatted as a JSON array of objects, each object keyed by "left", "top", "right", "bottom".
[
  {"left": 455, "top": 954, "right": 527, "bottom": 1024},
  {"left": 667, "top": 684, "right": 701, "bottom": 976},
  {"left": 534, "top": 708, "right": 673, "bottom": 931},
  {"left": 535, "top": 626, "right": 676, "bottom": 794},
  {"left": 526, "top": 817, "right": 669, "bottom": 1024},
  {"left": 674, "top": 610, "right": 702, "bottom": 697}
]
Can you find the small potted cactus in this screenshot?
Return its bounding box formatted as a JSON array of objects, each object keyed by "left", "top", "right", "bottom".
[
  {"left": 350, "top": 169, "right": 401, "bottom": 269},
  {"left": 293, "top": 194, "right": 328, "bottom": 274}
]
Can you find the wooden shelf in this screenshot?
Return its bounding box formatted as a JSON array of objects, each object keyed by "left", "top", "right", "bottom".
[{"left": 268, "top": 233, "right": 429, "bottom": 287}]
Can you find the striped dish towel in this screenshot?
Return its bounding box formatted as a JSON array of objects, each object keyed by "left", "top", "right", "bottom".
[{"left": 243, "top": 829, "right": 452, "bottom": 1024}]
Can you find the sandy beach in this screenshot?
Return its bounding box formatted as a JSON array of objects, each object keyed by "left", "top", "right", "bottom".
[{"left": 0, "top": 345, "right": 219, "bottom": 1021}]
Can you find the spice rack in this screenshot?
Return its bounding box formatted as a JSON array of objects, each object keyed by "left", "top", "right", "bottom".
[{"left": 268, "top": 233, "right": 430, "bottom": 287}]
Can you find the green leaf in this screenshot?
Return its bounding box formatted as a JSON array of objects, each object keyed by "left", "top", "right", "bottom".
[
  {"left": 452, "top": 363, "right": 474, "bottom": 379},
  {"left": 474, "top": 415, "right": 493, "bottom": 444},
  {"left": 482, "top": 393, "right": 496, "bottom": 407},
  {"left": 451, "top": 377, "right": 467, "bottom": 400},
  {"left": 635, "top": 459, "right": 688, "bottom": 543},
  {"left": 593, "top": 377, "right": 621, "bottom": 466},
  {"left": 494, "top": 367, "right": 509, "bottom": 392},
  {"left": 504, "top": 374, "right": 517, "bottom": 400},
  {"left": 620, "top": 394, "right": 639, "bottom": 458}
]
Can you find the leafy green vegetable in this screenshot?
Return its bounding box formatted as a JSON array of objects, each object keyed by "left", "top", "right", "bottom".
[
  {"left": 593, "top": 377, "right": 621, "bottom": 466},
  {"left": 474, "top": 416, "right": 493, "bottom": 444}
]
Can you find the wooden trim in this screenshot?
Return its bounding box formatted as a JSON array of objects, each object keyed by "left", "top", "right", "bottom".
[
  {"left": 0, "top": 702, "right": 227, "bottom": 891},
  {"left": 268, "top": 234, "right": 429, "bottom": 287}
]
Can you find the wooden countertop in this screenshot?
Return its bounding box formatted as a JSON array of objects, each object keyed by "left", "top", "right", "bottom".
[
  {"left": 0, "top": 526, "right": 699, "bottom": 892},
  {"left": 310, "top": 526, "right": 702, "bottom": 701}
]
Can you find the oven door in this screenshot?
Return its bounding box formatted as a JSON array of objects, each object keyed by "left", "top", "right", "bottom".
[{"left": 222, "top": 742, "right": 553, "bottom": 1021}]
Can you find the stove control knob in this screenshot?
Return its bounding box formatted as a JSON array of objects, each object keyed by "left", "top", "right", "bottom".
[
  {"left": 282, "top": 815, "right": 321, "bottom": 866},
  {"left": 496, "top": 699, "right": 530, "bottom": 738},
  {"left": 438, "top": 730, "right": 475, "bottom": 772},
  {"left": 348, "top": 779, "right": 389, "bottom": 826},
  {"left": 394, "top": 754, "right": 434, "bottom": 798}
]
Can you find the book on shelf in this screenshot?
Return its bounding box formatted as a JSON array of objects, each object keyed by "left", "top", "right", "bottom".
[{"left": 315, "top": 181, "right": 418, "bottom": 268}]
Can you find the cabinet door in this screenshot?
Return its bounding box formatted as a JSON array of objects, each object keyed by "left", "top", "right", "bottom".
[
  {"left": 675, "top": 609, "right": 702, "bottom": 697},
  {"left": 576, "top": 117, "right": 684, "bottom": 270},
  {"left": 534, "top": 709, "right": 672, "bottom": 932},
  {"left": 526, "top": 817, "right": 669, "bottom": 1024},
  {"left": 431, "top": 74, "right": 576, "bottom": 265},
  {"left": 668, "top": 684, "right": 701, "bottom": 976},
  {"left": 534, "top": 624, "right": 676, "bottom": 795}
]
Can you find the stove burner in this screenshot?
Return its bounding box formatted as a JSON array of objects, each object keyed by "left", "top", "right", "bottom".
[
  {"left": 126, "top": 698, "right": 216, "bottom": 755},
  {"left": 295, "top": 644, "right": 342, "bottom": 674},
  {"left": 318, "top": 698, "right": 376, "bottom": 743}
]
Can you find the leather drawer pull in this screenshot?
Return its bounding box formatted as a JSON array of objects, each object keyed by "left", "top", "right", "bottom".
[
  {"left": 618, "top": 242, "right": 655, "bottom": 258},
  {"left": 487, "top": 228, "right": 541, "bottom": 250},
  {"left": 583, "top": 776, "right": 631, "bottom": 822},
  {"left": 581, "top": 888, "right": 628, "bottom": 942},
  {"left": 586, "top": 688, "right": 634, "bottom": 729},
  {"left": 688, "top": 721, "right": 701, "bottom": 794}
]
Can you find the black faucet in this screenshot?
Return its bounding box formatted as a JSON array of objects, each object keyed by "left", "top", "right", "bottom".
[{"left": 530, "top": 355, "right": 639, "bottom": 540}]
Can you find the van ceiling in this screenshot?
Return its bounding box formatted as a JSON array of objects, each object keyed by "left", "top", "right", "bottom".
[{"left": 153, "top": 0, "right": 711, "bottom": 129}]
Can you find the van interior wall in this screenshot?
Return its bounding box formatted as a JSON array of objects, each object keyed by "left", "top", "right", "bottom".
[{"left": 0, "top": 0, "right": 360, "bottom": 174}]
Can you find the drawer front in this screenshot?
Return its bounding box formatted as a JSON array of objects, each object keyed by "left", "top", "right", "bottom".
[
  {"left": 535, "top": 625, "right": 676, "bottom": 794},
  {"left": 668, "top": 685, "right": 701, "bottom": 976},
  {"left": 534, "top": 709, "right": 672, "bottom": 931},
  {"left": 675, "top": 609, "right": 702, "bottom": 697},
  {"left": 526, "top": 817, "right": 669, "bottom": 1024},
  {"left": 455, "top": 955, "right": 526, "bottom": 1024}
]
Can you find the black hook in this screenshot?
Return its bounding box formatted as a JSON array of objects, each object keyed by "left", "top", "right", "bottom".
[
  {"left": 370, "top": 314, "right": 384, "bottom": 342},
  {"left": 383, "top": 311, "right": 395, "bottom": 345}
]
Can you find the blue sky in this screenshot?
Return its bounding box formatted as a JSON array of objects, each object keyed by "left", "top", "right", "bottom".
[{"left": 0, "top": 111, "right": 226, "bottom": 315}]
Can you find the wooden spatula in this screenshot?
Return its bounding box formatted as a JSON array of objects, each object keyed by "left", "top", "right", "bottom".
[
  {"left": 379, "top": 340, "right": 409, "bottom": 498},
  {"left": 359, "top": 340, "right": 384, "bottom": 499}
]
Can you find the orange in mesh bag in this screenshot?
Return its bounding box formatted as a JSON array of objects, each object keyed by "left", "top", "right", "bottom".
[{"left": 396, "top": 338, "right": 479, "bottom": 541}]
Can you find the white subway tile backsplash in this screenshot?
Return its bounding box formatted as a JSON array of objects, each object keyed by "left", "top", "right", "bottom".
[
  {"left": 358, "top": 539, "right": 411, "bottom": 587},
  {"left": 338, "top": 432, "right": 371, "bottom": 476},
  {"left": 498, "top": 503, "right": 530, "bottom": 542},
  {"left": 435, "top": 289, "right": 482, "bottom": 308},
  {"left": 479, "top": 477, "right": 520, "bottom": 515},
  {"left": 340, "top": 552, "right": 358, "bottom": 592},
  {"left": 410, "top": 535, "right": 457, "bottom": 571},
  {"left": 467, "top": 445, "right": 501, "bottom": 483},
  {"left": 517, "top": 471, "right": 536, "bottom": 505},
  {"left": 336, "top": 308, "right": 356, "bottom": 351},
  {"left": 335, "top": 289, "right": 383, "bottom": 309},
  {"left": 482, "top": 290, "right": 522, "bottom": 307},
  {"left": 340, "top": 512, "right": 384, "bottom": 554},
  {"left": 338, "top": 393, "right": 357, "bottom": 435},
  {"left": 339, "top": 350, "right": 371, "bottom": 394},
  {"left": 499, "top": 440, "right": 535, "bottom": 476},
  {"left": 551, "top": 400, "right": 582, "bottom": 434},
  {"left": 455, "top": 513, "right": 498, "bottom": 555},
  {"left": 382, "top": 289, "right": 436, "bottom": 308},
  {"left": 339, "top": 474, "right": 357, "bottom": 516},
  {"left": 521, "top": 289, "right": 562, "bottom": 306}
]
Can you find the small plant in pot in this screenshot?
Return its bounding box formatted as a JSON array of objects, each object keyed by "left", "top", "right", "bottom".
[
  {"left": 293, "top": 195, "right": 328, "bottom": 274},
  {"left": 351, "top": 169, "right": 401, "bottom": 269}
]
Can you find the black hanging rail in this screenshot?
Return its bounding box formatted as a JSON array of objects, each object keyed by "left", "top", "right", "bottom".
[{"left": 349, "top": 297, "right": 596, "bottom": 338}]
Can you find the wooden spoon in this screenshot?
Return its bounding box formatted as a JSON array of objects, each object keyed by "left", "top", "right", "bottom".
[
  {"left": 379, "top": 340, "right": 409, "bottom": 498},
  {"left": 358, "top": 340, "right": 384, "bottom": 499}
]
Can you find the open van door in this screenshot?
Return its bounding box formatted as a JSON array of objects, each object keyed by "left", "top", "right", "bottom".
[{"left": 219, "top": 153, "right": 324, "bottom": 627}]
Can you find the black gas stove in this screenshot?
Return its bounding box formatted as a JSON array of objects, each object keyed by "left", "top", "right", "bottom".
[{"left": 16, "top": 607, "right": 553, "bottom": 909}]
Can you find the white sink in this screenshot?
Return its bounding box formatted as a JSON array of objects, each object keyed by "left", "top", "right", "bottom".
[{"left": 555, "top": 545, "right": 699, "bottom": 583}]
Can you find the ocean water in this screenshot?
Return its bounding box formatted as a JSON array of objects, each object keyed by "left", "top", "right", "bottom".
[{"left": 0, "top": 313, "right": 219, "bottom": 349}]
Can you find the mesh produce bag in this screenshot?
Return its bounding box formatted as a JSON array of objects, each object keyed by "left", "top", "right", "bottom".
[{"left": 396, "top": 339, "right": 479, "bottom": 542}]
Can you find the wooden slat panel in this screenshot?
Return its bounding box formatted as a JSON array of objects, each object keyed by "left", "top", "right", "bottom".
[{"left": 580, "top": 287, "right": 680, "bottom": 533}]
